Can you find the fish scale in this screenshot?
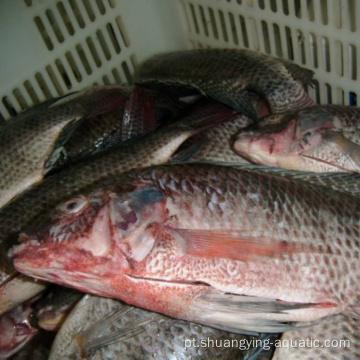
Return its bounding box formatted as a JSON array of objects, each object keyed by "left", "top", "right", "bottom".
[
  {"left": 0, "top": 102, "right": 238, "bottom": 316},
  {"left": 10, "top": 164, "right": 360, "bottom": 334},
  {"left": 50, "top": 295, "right": 246, "bottom": 359},
  {"left": 273, "top": 314, "right": 360, "bottom": 359},
  {"left": 137, "top": 49, "right": 315, "bottom": 121},
  {"left": 234, "top": 105, "right": 360, "bottom": 172},
  {"left": 0, "top": 87, "right": 128, "bottom": 209}
]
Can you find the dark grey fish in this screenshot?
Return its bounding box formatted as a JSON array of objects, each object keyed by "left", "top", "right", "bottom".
[
  {"left": 49, "top": 86, "right": 132, "bottom": 169},
  {"left": 51, "top": 87, "right": 189, "bottom": 171},
  {"left": 50, "top": 295, "right": 246, "bottom": 360},
  {"left": 137, "top": 48, "right": 315, "bottom": 122},
  {"left": 0, "top": 86, "right": 126, "bottom": 209}
]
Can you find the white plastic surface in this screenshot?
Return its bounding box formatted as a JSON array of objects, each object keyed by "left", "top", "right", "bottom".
[
  {"left": 0, "top": 0, "right": 359, "bottom": 120},
  {"left": 181, "top": 0, "right": 359, "bottom": 106}
]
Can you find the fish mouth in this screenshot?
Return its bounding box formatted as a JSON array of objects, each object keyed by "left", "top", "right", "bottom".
[
  {"left": 8, "top": 239, "right": 41, "bottom": 260},
  {"left": 12, "top": 261, "right": 103, "bottom": 292},
  {"left": 233, "top": 132, "right": 260, "bottom": 155}
]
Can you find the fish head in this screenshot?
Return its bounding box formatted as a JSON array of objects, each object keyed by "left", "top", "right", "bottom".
[
  {"left": 233, "top": 115, "right": 301, "bottom": 168},
  {"left": 10, "top": 179, "right": 167, "bottom": 295},
  {"left": 233, "top": 111, "right": 355, "bottom": 172}
]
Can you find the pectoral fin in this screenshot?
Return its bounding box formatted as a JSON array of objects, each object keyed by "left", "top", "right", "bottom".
[{"left": 193, "top": 290, "right": 338, "bottom": 334}]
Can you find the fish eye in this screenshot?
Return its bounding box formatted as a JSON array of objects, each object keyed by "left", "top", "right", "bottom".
[{"left": 59, "top": 196, "right": 88, "bottom": 215}]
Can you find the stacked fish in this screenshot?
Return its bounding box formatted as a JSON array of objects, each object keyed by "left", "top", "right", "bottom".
[{"left": 0, "top": 49, "right": 359, "bottom": 360}]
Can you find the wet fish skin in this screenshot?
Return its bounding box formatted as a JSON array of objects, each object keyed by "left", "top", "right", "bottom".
[
  {"left": 178, "top": 162, "right": 360, "bottom": 197},
  {"left": 50, "top": 87, "right": 132, "bottom": 170},
  {"left": 0, "top": 87, "right": 126, "bottom": 209},
  {"left": 137, "top": 48, "right": 315, "bottom": 121},
  {"left": 11, "top": 163, "right": 360, "bottom": 334},
  {"left": 234, "top": 105, "right": 360, "bottom": 172},
  {"left": 0, "top": 101, "right": 238, "bottom": 246},
  {"left": 180, "top": 116, "right": 252, "bottom": 164},
  {"left": 0, "top": 272, "right": 46, "bottom": 317},
  {"left": 0, "top": 103, "right": 238, "bottom": 314},
  {"left": 51, "top": 87, "right": 190, "bottom": 171},
  {"left": 36, "top": 287, "right": 83, "bottom": 331},
  {"left": 272, "top": 315, "right": 360, "bottom": 360},
  {"left": 184, "top": 95, "right": 269, "bottom": 164},
  {"left": 50, "top": 294, "right": 245, "bottom": 360}
]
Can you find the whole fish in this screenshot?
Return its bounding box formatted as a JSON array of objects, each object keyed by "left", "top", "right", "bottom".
[
  {"left": 234, "top": 105, "right": 360, "bottom": 172},
  {"left": 0, "top": 87, "right": 126, "bottom": 209},
  {"left": 50, "top": 295, "right": 245, "bottom": 360},
  {"left": 0, "top": 102, "right": 238, "bottom": 315},
  {"left": 272, "top": 314, "right": 360, "bottom": 359},
  {"left": 10, "top": 164, "right": 360, "bottom": 334},
  {"left": 137, "top": 48, "right": 315, "bottom": 122}
]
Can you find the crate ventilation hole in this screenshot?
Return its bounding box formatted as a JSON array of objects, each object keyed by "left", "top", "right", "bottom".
[
  {"left": 183, "top": 0, "right": 357, "bottom": 106},
  {"left": 2, "top": 0, "right": 134, "bottom": 120}
]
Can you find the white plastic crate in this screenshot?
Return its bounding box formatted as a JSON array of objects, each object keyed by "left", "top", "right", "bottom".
[{"left": 0, "top": 0, "right": 359, "bottom": 121}]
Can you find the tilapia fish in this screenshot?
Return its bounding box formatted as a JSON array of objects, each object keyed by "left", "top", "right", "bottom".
[
  {"left": 11, "top": 164, "right": 360, "bottom": 335},
  {"left": 50, "top": 295, "right": 245, "bottom": 360},
  {"left": 0, "top": 102, "right": 238, "bottom": 315},
  {"left": 0, "top": 86, "right": 126, "bottom": 209},
  {"left": 234, "top": 105, "right": 360, "bottom": 172},
  {"left": 273, "top": 314, "right": 360, "bottom": 360},
  {"left": 137, "top": 48, "right": 315, "bottom": 122}
]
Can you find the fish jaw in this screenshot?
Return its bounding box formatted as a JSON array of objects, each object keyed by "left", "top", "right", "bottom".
[
  {"left": 233, "top": 119, "right": 299, "bottom": 168},
  {"left": 10, "top": 190, "right": 130, "bottom": 291},
  {"left": 11, "top": 236, "right": 134, "bottom": 301},
  {"left": 11, "top": 238, "right": 210, "bottom": 324}
]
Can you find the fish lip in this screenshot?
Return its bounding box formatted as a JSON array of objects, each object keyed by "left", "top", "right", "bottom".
[
  {"left": 8, "top": 240, "right": 41, "bottom": 259},
  {"left": 18, "top": 232, "right": 39, "bottom": 244}
]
